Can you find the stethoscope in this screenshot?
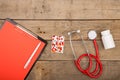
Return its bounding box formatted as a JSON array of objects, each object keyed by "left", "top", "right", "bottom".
[{"left": 68, "top": 30, "right": 102, "bottom": 78}]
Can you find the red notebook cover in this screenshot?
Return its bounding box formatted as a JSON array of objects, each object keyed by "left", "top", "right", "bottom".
[{"left": 0, "top": 19, "right": 47, "bottom": 80}]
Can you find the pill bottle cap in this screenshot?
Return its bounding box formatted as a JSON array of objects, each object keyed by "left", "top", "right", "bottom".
[{"left": 101, "top": 30, "right": 110, "bottom": 36}]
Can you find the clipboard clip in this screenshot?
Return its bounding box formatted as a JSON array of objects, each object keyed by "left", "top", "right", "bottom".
[{"left": 6, "top": 18, "right": 39, "bottom": 39}]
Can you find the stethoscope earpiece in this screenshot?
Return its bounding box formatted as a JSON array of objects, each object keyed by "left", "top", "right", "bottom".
[
  {"left": 76, "top": 30, "right": 80, "bottom": 33},
  {"left": 68, "top": 30, "right": 80, "bottom": 36},
  {"left": 68, "top": 32, "right": 71, "bottom": 35}
]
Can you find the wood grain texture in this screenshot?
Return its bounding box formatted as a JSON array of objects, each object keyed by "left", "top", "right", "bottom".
[
  {"left": 0, "top": 0, "right": 120, "bottom": 79},
  {"left": 0, "top": 20, "right": 119, "bottom": 40},
  {"left": 40, "top": 41, "right": 120, "bottom": 60},
  {"left": 0, "top": 0, "right": 120, "bottom": 19},
  {"left": 26, "top": 61, "right": 120, "bottom": 80},
  {"left": 0, "top": 20, "right": 119, "bottom": 60}
]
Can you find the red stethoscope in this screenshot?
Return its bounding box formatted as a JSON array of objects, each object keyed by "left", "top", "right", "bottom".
[{"left": 68, "top": 30, "right": 102, "bottom": 78}]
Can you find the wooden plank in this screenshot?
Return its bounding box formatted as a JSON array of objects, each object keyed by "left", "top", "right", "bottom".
[
  {"left": 0, "top": 20, "right": 119, "bottom": 40},
  {"left": 26, "top": 61, "right": 120, "bottom": 80},
  {"left": 40, "top": 41, "right": 120, "bottom": 60},
  {"left": 0, "top": 20, "right": 119, "bottom": 60},
  {"left": 0, "top": 0, "right": 120, "bottom": 19}
]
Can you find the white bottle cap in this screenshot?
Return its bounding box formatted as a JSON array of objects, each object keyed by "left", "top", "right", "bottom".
[{"left": 101, "top": 30, "right": 110, "bottom": 36}]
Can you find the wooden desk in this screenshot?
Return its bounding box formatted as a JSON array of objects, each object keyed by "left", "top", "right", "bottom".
[{"left": 0, "top": 0, "right": 120, "bottom": 80}]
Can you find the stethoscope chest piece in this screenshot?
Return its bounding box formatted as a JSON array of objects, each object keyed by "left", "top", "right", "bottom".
[{"left": 88, "top": 30, "right": 97, "bottom": 40}]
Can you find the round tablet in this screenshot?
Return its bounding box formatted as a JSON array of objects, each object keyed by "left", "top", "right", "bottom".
[{"left": 88, "top": 30, "right": 97, "bottom": 40}]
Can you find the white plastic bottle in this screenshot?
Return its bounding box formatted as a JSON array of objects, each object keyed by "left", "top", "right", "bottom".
[{"left": 101, "top": 30, "right": 115, "bottom": 49}]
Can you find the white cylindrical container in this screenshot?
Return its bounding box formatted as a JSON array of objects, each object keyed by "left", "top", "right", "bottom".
[{"left": 101, "top": 30, "right": 115, "bottom": 49}]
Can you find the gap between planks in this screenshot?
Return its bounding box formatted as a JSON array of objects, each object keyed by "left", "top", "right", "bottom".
[{"left": 2, "top": 19, "right": 120, "bottom": 21}]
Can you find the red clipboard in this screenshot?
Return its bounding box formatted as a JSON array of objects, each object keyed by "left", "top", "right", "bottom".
[{"left": 0, "top": 19, "right": 47, "bottom": 80}]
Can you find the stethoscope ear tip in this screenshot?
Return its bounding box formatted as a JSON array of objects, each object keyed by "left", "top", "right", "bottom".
[
  {"left": 68, "top": 32, "right": 71, "bottom": 35},
  {"left": 77, "top": 30, "right": 80, "bottom": 33},
  {"left": 68, "top": 30, "right": 80, "bottom": 36}
]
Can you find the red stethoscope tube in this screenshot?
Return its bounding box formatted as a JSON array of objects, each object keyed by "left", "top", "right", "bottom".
[{"left": 74, "top": 39, "right": 102, "bottom": 78}]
